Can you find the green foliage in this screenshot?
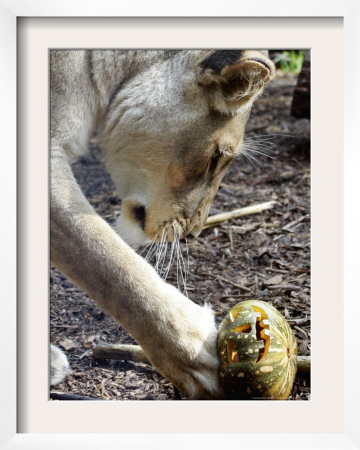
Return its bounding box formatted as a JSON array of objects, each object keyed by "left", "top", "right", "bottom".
[{"left": 274, "top": 50, "right": 307, "bottom": 74}]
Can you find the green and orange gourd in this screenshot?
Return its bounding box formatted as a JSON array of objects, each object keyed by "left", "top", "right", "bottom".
[{"left": 218, "top": 300, "right": 297, "bottom": 400}]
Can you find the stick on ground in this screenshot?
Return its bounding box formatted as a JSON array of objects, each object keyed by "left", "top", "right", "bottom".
[
  {"left": 93, "top": 344, "right": 149, "bottom": 362},
  {"left": 93, "top": 343, "right": 310, "bottom": 376},
  {"left": 204, "top": 201, "right": 276, "bottom": 229},
  {"left": 50, "top": 392, "right": 102, "bottom": 401}
]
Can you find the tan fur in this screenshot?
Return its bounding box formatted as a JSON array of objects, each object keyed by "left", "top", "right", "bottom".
[{"left": 50, "top": 50, "right": 274, "bottom": 398}]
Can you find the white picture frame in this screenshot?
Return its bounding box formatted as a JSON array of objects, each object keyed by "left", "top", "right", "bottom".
[{"left": 1, "top": 1, "right": 359, "bottom": 449}]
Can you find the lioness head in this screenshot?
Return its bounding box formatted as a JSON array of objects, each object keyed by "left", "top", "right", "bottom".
[{"left": 100, "top": 50, "right": 275, "bottom": 246}]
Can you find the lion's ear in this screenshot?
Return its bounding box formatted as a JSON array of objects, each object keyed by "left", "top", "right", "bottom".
[{"left": 199, "top": 50, "right": 275, "bottom": 114}]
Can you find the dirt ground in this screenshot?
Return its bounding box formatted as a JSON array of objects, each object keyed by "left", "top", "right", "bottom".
[{"left": 50, "top": 70, "right": 311, "bottom": 401}]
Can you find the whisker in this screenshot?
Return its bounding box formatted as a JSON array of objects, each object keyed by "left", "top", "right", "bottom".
[
  {"left": 139, "top": 233, "right": 157, "bottom": 257},
  {"left": 184, "top": 234, "right": 190, "bottom": 282},
  {"left": 244, "top": 137, "right": 275, "bottom": 149},
  {"left": 155, "top": 229, "right": 167, "bottom": 272},
  {"left": 172, "top": 224, "right": 182, "bottom": 292},
  {"left": 178, "top": 227, "right": 189, "bottom": 290},
  {"left": 172, "top": 225, "right": 181, "bottom": 292},
  {"left": 163, "top": 238, "right": 176, "bottom": 281},
  {"left": 144, "top": 233, "right": 159, "bottom": 262},
  {"left": 174, "top": 226, "right": 188, "bottom": 297},
  {"left": 154, "top": 230, "right": 163, "bottom": 270},
  {"left": 243, "top": 147, "right": 276, "bottom": 160},
  {"left": 245, "top": 140, "right": 276, "bottom": 149},
  {"left": 145, "top": 243, "right": 158, "bottom": 262},
  {"left": 159, "top": 235, "right": 169, "bottom": 277},
  {"left": 241, "top": 135, "right": 278, "bottom": 167},
  {"left": 239, "top": 150, "right": 260, "bottom": 167}
]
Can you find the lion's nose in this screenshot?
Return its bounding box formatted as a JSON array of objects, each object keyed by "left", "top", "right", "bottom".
[{"left": 132, "top": 205, "right": 146, "bottom": 230}]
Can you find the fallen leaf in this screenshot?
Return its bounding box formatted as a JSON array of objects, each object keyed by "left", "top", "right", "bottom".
[
  {"left": 59, "top": 338, "right": 77, "bottom": 351},
  {"left": 264, "top": 274, "right": 283, "bottom": 285}
]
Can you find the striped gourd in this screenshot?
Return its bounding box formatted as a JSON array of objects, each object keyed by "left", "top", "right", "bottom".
[{"left": 218, "top": 299, "right": 297, "bottom": 400}]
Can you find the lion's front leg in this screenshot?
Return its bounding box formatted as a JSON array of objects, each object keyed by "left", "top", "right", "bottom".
[
  {"left": 132, "top": 282, "right": 225, "bottom": 399},
  {"left": 51, "top": 149, "right": 224, "bottom": 399}
]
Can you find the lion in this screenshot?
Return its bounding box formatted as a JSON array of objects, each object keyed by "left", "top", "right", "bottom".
[{"left": 50, "top": 49, "right": 275, "bottom": 399}]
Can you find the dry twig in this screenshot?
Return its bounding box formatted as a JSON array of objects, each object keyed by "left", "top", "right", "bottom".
[
  {"left": 50, "top": 392, "right": 101, "bottom": 401},
  {"left": 93, "top": 343, "right": 310, "bottom": 376},
  {"left": 93, "top": 344, "right": 148, "bottom": 362},
  {"left": 204, "top": 201, "right": 276, "bottom": 228}
]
